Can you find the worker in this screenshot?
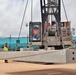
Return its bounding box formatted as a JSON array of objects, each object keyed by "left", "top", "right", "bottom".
[
  {"left": 33, "top": 25, "right": 39, "bottom": 40},
  {"left": 3, "top": 43, "right": 9, "bottom": 63}
]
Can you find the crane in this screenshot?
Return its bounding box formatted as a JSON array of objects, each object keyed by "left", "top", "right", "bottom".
[
  {"left": 0, "top": 0, "right": 75, "bottom": 64},
  {"left": 29, "top": 0, "right": 73, "bottom": 50}
]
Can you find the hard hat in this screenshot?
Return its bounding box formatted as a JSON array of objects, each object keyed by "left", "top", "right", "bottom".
[{"left": 34, "top": 25, "right": 39, "bottom": 28}]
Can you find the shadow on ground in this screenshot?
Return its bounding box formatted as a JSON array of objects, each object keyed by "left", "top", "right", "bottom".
[{"left": 7, "top": 68, "right": 76, "bottom": 75}]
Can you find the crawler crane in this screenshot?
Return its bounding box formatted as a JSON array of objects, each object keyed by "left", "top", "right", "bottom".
[{"left": 0, "top": 0, "right": 76, "bottom": 64}]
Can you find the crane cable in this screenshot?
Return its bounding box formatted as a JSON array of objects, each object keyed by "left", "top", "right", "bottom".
[
  {"left": 31, "top": 0, "right": 33, "bottom": 22},
  {"left": 62, "top": 0, "right": 68, "bottom": 22},
  {"left": 18, "top": 0, "right": 29, "bottom": 39}
]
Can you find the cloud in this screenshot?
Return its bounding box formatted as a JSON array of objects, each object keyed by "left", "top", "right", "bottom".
[
  {"left": 0, "top": 0, "right": 76, "bottom": 37},
  {"left": 0, "top": 0, "right": 28, "bottom": 37}
]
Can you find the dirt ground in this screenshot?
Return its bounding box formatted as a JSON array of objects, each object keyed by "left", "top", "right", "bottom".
[{"left": 0, "top": 60, "right": 76, "bottom": 75}]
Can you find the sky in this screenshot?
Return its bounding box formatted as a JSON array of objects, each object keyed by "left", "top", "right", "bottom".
[{"left": 0, "top": 0, "right": 76, "bottom": 37}]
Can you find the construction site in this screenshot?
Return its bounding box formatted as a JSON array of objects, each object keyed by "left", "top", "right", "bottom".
[{"left": 0, "top": 0, "right": 76, "bottom": 75}]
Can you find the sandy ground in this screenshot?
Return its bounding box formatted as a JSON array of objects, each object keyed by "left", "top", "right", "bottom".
[{"left": 0, "top": 60, "right": 76, "bottom": 75}]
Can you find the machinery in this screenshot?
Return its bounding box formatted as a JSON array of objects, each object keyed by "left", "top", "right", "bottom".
[
  {"left": 29, "top": 0, "right": 73, "bottom": 49},
  {"left": 0, "top": 0, "right": 76, "bottom": 64}
]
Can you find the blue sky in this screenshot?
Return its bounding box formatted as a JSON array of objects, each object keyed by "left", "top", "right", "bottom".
[{"left": 0, "top": 0, "right": 76, "bottom": 37}]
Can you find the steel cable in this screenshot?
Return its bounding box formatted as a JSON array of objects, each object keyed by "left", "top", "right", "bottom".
[
  {"left": 18, "top": 0, "right": 29, "bottom": 39},
  {"left": 62, "top": 0, "right": 68, "bottom": 21}
]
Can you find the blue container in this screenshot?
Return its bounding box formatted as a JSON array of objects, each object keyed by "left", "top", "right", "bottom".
[{"left": 0, "top": 37, "right": 29, "bottom": 50}]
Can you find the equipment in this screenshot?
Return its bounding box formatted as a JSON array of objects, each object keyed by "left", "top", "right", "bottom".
[
  {"left": 29, "top": 0, "right": 73, "bottom": 49},
  {"left": 0, "top": 0, "right": 75, "bottom": 64}
]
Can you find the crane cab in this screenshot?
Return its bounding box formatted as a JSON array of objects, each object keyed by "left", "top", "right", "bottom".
[{"left": 29, "top": 22, "right": 42, "bottom": 46}]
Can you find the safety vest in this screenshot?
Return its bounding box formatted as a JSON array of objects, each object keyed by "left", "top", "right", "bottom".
[
  {"left": 33, "top": 29, "right": 38, "bottom": 35},
  {"left": 3, "top": 46, "right": 8, "bottom": 52}
]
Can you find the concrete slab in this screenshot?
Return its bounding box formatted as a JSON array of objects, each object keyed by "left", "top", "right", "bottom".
[{"left": 0, "top": 48, "right": 76, "bottom": 63}]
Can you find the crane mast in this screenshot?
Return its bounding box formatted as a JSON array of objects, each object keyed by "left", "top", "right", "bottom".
[
  {"left": 40, "top": 0, "right": 61, "bottom": 26},
  {"left": 40, "top": 0, "right": 62, "bottom": 49}
]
